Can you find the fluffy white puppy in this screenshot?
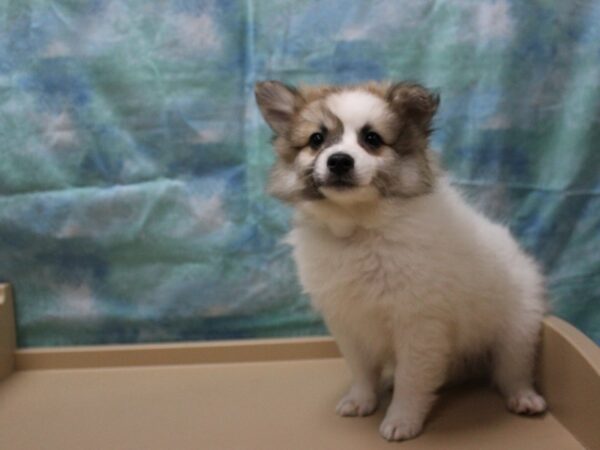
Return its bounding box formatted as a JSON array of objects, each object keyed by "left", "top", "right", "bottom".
[{"left": 255, "top": 80, "right": 547, "bottom": 441}]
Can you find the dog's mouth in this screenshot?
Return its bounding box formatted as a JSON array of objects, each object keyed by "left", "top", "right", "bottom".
[{"left": 316, "top": 175, "right": 358, "bottom": 190}]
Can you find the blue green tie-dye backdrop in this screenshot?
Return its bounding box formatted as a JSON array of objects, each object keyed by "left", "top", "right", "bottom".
[{"left": 0, "top": 1, "right": 598, "bottom": 347}]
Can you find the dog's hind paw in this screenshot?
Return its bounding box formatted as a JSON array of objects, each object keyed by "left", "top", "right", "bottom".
[{"left": 506, "top": 390, "right": 547, "bottom": 415}]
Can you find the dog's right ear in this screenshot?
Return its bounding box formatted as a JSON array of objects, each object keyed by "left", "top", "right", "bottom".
[
  {"left": 387, "top": 82, "right": 440, "bottom": 135},
  {"left": 255, "top": 81, "right": 301, "bottom": 136}
]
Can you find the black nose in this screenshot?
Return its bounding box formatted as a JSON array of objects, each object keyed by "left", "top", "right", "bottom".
[{"left": 327, "top": 153, "right": 354, "bottom": 175}]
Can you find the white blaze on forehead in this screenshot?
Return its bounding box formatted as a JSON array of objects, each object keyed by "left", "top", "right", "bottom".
[{"left": 325, "top": 90, "right": 390, "bottom": 131}]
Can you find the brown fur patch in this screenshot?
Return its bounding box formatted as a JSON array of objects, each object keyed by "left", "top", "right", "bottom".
[
  {"left": 289, "top": 99, "right": 344, "bottom": 150},
  {"left": 372, "top": 150, "right": 438, "bottom": 198}
]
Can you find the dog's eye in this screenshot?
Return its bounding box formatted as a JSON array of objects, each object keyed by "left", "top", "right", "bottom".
[
  {"left": 309, "top": 132, "right": 324, "bottom": 149},
  {"left": 364, "top": 131, "right": 383, "bottom": 149}
]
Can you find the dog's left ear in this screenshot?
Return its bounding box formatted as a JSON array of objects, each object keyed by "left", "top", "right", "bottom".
[
  {"left": 387, "top": 82, "right": 440, "bottom": 134},
  {"left": 255, "top": 80, "right": 302, "bottom": 136}
]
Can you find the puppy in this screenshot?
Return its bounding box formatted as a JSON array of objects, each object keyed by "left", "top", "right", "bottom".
[{"left": 255, "top": 80, "right": 547, "bottom": 441}]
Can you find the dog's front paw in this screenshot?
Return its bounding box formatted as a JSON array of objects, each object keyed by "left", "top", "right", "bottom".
[
  {"left": 379, "top": 416, "right": 423, "bottom": 441},
  {"left": 506, "top": 390, "right": 547, "bottom": 415},
  {"left": 336, "top": 393, "right": 377, "bottom": 417}
]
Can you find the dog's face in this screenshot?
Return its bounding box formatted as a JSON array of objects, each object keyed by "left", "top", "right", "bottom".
[{"left": 255, "top": 81, "right": 439, "bottom": 205}]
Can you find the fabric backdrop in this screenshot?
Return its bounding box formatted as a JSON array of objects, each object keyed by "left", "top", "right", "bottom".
[{"left": 0, "top": 0, "right": 598, "bottom": 347}]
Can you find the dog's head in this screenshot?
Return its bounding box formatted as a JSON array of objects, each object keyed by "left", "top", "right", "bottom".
[{"left": 255, "top": 81, "right": 439, "bottom": 205}]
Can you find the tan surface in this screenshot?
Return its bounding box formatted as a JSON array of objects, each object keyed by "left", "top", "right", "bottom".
[
  {"left": 539, "top": 316, "right": 600, "bottom": 450},
  {"left": 14, "top": 336, "right": 340, "bottom": 370},
  {"left": 0, "top": 284, "right": 15, "bottom": 381},
  {"left": 0, "top": 359, "right": 583, "bottom": 450},
  {"left": 1, "top": 282, "right": 598, "bottom": 450}
]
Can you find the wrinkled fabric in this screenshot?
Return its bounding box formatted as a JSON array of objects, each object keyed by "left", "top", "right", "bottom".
[{"left": 0, "top": 0, "right": 598, "bottom": 347}]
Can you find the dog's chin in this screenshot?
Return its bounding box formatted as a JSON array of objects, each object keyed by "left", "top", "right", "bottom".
[{"left": 319, "top": 183, "right": 379, "bottom": 205}]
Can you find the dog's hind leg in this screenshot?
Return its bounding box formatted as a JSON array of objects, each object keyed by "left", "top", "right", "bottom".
[{"left": 492, "top": 318, "right": 546, "bottom": 415}]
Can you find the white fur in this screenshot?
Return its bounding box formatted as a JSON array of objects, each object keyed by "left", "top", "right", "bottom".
[
  {"left": 326, "top": 90, "right": 391, "bottom": 130},
  {"left": 290, "top": 178, "right": 547, "bottom": 441}
]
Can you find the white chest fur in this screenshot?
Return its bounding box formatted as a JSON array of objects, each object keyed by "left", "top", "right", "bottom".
[{"left": 287, "top": 181, "right": 545, "bottom": 356}]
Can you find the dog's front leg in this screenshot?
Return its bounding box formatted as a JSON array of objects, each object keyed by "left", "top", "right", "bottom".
[
  {"left": 380, "top": 320, "right": 450, "bottom": 441},
  {"left": 332, "top": 331, "right": 381, "bottom": 417}
]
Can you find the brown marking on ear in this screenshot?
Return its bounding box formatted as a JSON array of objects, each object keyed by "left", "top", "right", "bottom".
[
  {"left": 387, "top": 82, "right": 440, "bottom": 134},
  {"left": 255, "top": 81, "right": 304, "bottom": 136}
]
